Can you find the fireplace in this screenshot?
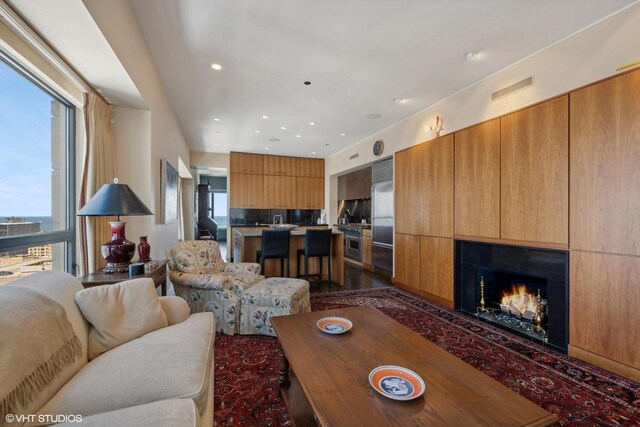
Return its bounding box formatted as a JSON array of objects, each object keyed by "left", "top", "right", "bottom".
[{"left": 455, "top": 241, "right": 569, "bottom": 353}]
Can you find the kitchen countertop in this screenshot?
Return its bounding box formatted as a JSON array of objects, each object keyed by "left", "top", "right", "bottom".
[
  {"left": 234, "top": 227, "right": 342, "bottom": 237},
  {"left": 231, "top": 223, "right": 330, "bottom": 228},
  {"left": 333, "top": 223, "right": 372, "bottom": 228}
]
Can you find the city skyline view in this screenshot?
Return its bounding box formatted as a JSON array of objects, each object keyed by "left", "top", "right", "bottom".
[{"left": 0, "top": 58, "right": 54, "bottom": 217}]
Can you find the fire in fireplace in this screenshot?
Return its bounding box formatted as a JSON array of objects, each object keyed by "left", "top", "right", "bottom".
[{"left": 455, "top": 241, "right": 568, "bottom": 353}]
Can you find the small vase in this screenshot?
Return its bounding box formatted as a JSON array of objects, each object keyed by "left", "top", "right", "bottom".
[{"left": 138, "top": 236, "right": 151, "bottom": 263}]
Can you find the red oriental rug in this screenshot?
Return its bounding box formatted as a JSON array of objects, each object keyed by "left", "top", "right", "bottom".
[{"left": 214, "top": 287, "right": 640, "bottom": 426}]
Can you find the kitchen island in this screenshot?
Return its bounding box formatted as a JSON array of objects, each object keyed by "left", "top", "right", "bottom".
[{"left": 233, "top": 227, "right": 344, "bottom": 285}]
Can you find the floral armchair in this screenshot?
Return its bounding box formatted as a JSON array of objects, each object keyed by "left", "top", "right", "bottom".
[{"left": 166, "top": 240, "right": 264, "bottom": 335}]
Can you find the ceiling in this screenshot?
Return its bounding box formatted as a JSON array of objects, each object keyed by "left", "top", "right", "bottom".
[{"left": 7, "top": 0, "right": 637, "bottom": 158}]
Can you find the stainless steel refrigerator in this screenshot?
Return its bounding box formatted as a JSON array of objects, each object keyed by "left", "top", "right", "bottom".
[{"left": 372, "top": 159, "right": 393, "bottom": 275}]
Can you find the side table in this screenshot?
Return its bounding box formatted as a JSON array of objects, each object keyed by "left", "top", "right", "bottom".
[{"left": 77, "top": 260, "right": 168, "bottom": 296}]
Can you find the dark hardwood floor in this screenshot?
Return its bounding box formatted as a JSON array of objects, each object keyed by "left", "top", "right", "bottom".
[{"left": 309, "top": 262, "right": 392, "bottom": 294}]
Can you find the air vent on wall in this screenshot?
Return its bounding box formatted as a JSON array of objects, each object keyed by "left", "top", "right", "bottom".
[
  {"left": 491, "top": 76, "right": 534, "bottom": 101},
  {"left": 349, "top": 153, "right": 359, "bottom": 160}
]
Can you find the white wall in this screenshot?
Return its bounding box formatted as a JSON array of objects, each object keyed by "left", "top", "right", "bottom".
[
  {"left": 324, "top": 3, "right": 640, "bottom": 226},
  {"left": 84, "top": 0, "right": 192, "bottom": 260}
]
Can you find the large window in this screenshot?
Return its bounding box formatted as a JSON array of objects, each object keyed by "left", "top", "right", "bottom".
[{"left": 0, "top": 54, "right": 75, "bottom": 285}]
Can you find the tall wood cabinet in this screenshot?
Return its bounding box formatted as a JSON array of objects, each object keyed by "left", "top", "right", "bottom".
[
  {"left": 501, "top": 96, "right": 569, "bottom": 246},
  {"left": 454, "top": 119, "right": 501, "bottom": 239}
]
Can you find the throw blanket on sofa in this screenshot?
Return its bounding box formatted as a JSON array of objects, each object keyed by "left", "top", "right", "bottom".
[{"left": 0, "top": 286, "right": 83, "bottom": 420}]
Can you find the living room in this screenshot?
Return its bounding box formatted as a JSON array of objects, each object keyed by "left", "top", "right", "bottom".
[{"left": 1, "top": 0, "right": 639, "bottom": 426}]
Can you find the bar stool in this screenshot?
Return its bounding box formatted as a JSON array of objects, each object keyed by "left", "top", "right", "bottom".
[
  {"left": 297, "top": 229, "right": 332, "bottom": 284},
  {"left": 256, "top": 229, "right": 291, "bottom": 277}
]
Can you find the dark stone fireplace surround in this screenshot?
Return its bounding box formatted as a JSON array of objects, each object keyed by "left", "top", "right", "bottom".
[{"left": 455, "top": 240, "right": 569, "bottom": 353}]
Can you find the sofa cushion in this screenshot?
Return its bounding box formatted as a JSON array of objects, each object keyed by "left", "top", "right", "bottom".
[
  {"left": 170, "top": 241, "right": 225, "bottom": 274},
  {"left": 54, "top": 399, "right": 199, "bottom": 427},
  {"left": 75, "top": 278, "right": 168, "bottom": 360},
  {"left": 37, "top": 312, "right": 215, "bottom": 419}
]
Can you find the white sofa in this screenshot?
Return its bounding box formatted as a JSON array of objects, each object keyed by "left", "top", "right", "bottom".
[{"left": 0, "top": 271, "right": 215, "bottom": 427}]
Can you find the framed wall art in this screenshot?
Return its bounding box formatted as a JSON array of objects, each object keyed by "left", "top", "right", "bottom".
[{"left": 161, "top": 158, "right": 179, "bottom": 224}]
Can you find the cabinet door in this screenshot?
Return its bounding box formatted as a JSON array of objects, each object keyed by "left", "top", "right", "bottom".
[
  {"left": 296, "top": 177, "right": 324, "bottom": 209},
  {"left": 263, "top": 155, "right": 282, "bottom": 175},
  {"left": 230, "top": 173, "right": 264, "bottom": 208},
  {"left": 501, "top": 96, "right": 568, "bottom": 245},
  {"left": 455, "top": 119, "right": 501, "bottom": 239},
  {"left": 310, "top": 159, "right": 324, "bottom": 177},
  {"left": 420, "top": 236, "right": 454, "bottom": 307},
  {"left": 570, "top": 70, "right": 640, "bottom": 255},
  {"left": 394, "top": 234, "right": 421, "bottom": 291},
  {"left": 281, "top": 156, "right": 298, "bottom": 176},
  {"left": 230, "top": 152, "right": 264, "bottom": 174},
  {"left": 395, "top": 135, "right": 454, "bottom": 237},
  {"left": 264, "top": 175, "right": 296, "bottom": 208}
]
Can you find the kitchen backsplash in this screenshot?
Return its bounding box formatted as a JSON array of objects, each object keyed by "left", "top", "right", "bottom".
[
  {"left": 337, "top": 198, "right": 371, "bottom": 223},
  {"left": 230, "top": 209, "right": 322, "bottom": 225}
]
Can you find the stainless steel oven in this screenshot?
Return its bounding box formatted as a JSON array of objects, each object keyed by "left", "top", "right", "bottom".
[{"left": 339, "top": 226, "right": 362, "bottom": 262}]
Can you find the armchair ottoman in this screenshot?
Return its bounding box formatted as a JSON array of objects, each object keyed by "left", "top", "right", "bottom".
[{"left": 167, "top": 241, "right": 264, "bottom": 335}]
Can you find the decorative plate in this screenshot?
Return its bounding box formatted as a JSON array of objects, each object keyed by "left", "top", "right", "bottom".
[
  {"left": 316, "top": 317, "right": 353, "bottom": 334},
  {"left": 368, "top": 365, "right": 425, "bottom": 401}
]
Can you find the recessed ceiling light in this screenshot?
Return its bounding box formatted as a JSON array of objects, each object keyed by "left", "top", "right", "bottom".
[
  {"left": 366, "top": 113, "right": 381, "bottom": 119},
  {"left": 262, "top": 115, "right": 268, "bottom": 119},
  {"left": 393, "top": 98, "right": 408, "bottom": 104},
  {"left": 211, "top": 63, "right": 222, "bottom": 70},
  {"left": 465, "top": 51, "right": 479, "bottom": 60},
  {"left": 340, "top": 133, "right": 346, "bottom": 136},
  {"left": 296, "top": 134, "right": 301, "bottom": 138},
  {"left": 255, "top": 130, "right": 261, "bottom": 133},
  {"left": 216, "top": 131, "right": 221, "bottom": 134},
  {"left": 325, "top": 144, "right": 330, "bottom": 146},
  {"left": 214, "top": 143, "right": 219, "bottom": 146},
  {"left": 281, "top": 126, "right": 287, "bottom": 130},
  {"left": 265, "top": 147, "right": 270, "bottom": 150},
  {"left": 311, "top": 151, "right": 316, "bottom": 154},
  {"left": 268, "top": 138, "right": 280, "bottom": 142},
  {"left": 309, "top": 122, "right": 315, "bottom": 126},
  {"left": 213, "top": 118, "right": 221, "bottom": 122}
]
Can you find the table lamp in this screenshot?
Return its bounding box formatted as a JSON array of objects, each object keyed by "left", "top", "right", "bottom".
[{"left": 77, "top": 178, "right": 153, "bottom": 273}]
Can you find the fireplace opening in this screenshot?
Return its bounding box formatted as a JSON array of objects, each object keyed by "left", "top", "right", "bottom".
[{"left": 455, "top": 241, "right": 568, "bottom": 353}]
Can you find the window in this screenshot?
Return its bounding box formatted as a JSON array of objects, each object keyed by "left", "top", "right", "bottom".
[{"left": 0, "top": 53, "right": 75, "bottom": 285}]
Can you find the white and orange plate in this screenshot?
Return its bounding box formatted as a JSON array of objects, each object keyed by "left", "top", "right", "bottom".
[
  {"left": 368, "top": 365, "right": 426, "bottom": 401},
  {"left": 316, "top": 317, "right": 353, "bottom": 334}
]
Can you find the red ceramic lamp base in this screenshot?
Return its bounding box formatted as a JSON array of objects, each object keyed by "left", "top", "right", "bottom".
[{"left": 100, "top": 221, "right": 135, "bottom": 273}]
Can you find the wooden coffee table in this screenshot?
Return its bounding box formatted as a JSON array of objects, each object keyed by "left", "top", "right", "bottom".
[{"left": 271, "top": 305, "right": 557, "bottom": 427}]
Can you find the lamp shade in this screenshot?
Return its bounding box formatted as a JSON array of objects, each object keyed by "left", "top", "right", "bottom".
[{"left": 77, "top": 183, "right": 153, "bottom": 217}]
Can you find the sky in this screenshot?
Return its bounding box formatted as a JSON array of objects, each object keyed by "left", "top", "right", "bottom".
[{"left": 0, "top": 59, "right": 55, "bottom": 217}]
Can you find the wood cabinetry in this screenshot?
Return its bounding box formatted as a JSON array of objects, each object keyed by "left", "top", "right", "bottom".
[
  {"left": 420, "top": 236, "right": 454, "bottom": 306},
  {"left": 295, "top": 177, "right": 324, "bottom": 209},
  {"left": 570, "top": 70, "right": 640, "bottom": 256},
  {"left": 230, "top": 152, "right": 264, "bottom": 174},
  {"left": 395, "top": 135, "right": 453, "bottom": 237},
  {"left": 297, "top": 158, "right": 324, "bottom": 178},
  {"left": 337, "top": 167, "right": 371, "bottom": 200},
  {"left": 230, "top": 173, "right": 264, "bottom": 208},
  {"left": 394, "top": 234, "right": 421, "bottom": 291},
  {"left": 264, "top": 175, "right": 296, "bottom": 209},
  {"left": 362, "top": 229, "right": 372, "bottom": 271},
  {"left": 264, "top": 155, "right": 297, "bottom": 176},
  {"left": 570, "top": 251, "right": 640, "bottom": 380},
  {"left": 230, "top": 152, "right": 325, "bottom": 209},
  {"left": 454, "top": 119, "right": 501, "bottom": 239},
  {"left": 501, "top": 96, "right": 569, "bottom": 246}
]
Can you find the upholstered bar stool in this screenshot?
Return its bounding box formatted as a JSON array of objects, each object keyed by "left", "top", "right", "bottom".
[
  {"left": 297, "top": 229, "right": 332, "bottom": 284},
  {"left": 256, "top": 229, "right": 291, "bottom": 277}
]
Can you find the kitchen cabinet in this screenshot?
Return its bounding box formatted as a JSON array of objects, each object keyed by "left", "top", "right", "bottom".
[
  {"left": 501, "top": 96, "right": 568, "bottom": 246},
  {"left": 264, "top": 155, "right": 297, "bottom": 176},
  {"left": 230, "top": 152, "right": 264, "bottom": 174},
  {"left": 455, "top": 119, "right": 501, "bottom": 239},
  {"left": 338, "top": 167, "right": 371, "bottom": 200},
  {"left": 362, "top": 228, "right": 372, "bottom": 271},
  {"left": 570, "top": 69, "right": 640, "bottom": 256},
  {"left": 230, "top": 173, "right": 264, "bottom": 208},
  {"left": 297, "top": 158, "right": 324, "bottom": 177},
  {"left": 296, "top": 177, "right": 324, "bottom": 209},
  {"left": 394, "top": 234, "right": 421, "bottom": 292},
  {"left": 264, "top": 175, "right": 296, "bottom": 209}
]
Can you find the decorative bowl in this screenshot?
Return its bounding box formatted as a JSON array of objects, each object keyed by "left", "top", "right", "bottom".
[
  {"left": 368, "top": 365, "right": 426, "bottom": 401},
  {"left": 268, "top": 224, "right": 299, "bottom": 230},
  {"left": 316, "top": 317, "right": 353, "bottom": 334}
]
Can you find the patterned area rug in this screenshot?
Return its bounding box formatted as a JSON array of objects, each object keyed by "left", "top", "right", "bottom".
[{"left": 214, "top": 287, "right": 640, "bottom": 426}]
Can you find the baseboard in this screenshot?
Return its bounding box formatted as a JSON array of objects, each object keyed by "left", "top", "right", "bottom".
[
  {"left": 394, "top": 282, "right": 454, "bottom": 309},
  {"left": 569, "top": 345, "right": 640, "bottom": 382}
]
